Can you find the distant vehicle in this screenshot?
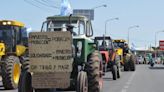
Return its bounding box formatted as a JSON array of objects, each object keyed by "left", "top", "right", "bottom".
[{"left": 137, "top": 56, "right": 144, "bottom": 64}]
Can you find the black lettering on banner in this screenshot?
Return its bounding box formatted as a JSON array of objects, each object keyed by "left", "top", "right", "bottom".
[
  {"left": 56, "top": 49, "right": 72, "bottom": 54},
  {"left": 53, "top": 65, "right": 56, "bottom": 69},
  {"left": 29, "top": 35, "right": 49, "bottom": 39},
  {"left": 39, "top": 65, "right": 52, "bottom": 70},
  {"left": 30, "top": 53, "right": 52, "bottom": 58},
  {"left": 30, "top": 40, "right": 49, "bottom": 44},
  {"left": 31, "top": 65, "right": 37, "bottom": 70},
  {"left": 52, "top": 37, "right": 70, "bottom": 42},
  {"left": 58, "top": 65, "right": 69, "bottom": 70},
  {"left": 52, "top": 56, "right": 72, "bottom": 60}
]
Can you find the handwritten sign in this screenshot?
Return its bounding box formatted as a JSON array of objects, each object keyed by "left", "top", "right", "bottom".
[{"left": 29, "top": 31, "right": 73, "bottom": 73}]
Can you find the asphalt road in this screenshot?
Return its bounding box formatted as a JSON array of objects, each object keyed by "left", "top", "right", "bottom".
[{"left": 1, "top": 64, "right": 164, "bottom": 92}]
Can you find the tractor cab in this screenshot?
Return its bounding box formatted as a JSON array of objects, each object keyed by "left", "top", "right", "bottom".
[
  {"left": 113, "top": 39, "right": 126, "bottom": 49},
  {"left": 41, "top": 15, "right": 93, "bottom": 37},
  {"left": 95, "top": 36, "right": 114, "bottom": 51},
  {"left": 0, "top": 20, "right": 28, "bottom": 55}
]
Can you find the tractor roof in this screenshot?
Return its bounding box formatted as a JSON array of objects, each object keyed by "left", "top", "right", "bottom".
[
  {"left": 95, "top": 36, "right": 112, "bottom": 40},
  {"left": 0, "top": 20, "right": 25, "bottom": 27},
  {"left": 47, "top": 15, "right": 88, "bottom": 22}
]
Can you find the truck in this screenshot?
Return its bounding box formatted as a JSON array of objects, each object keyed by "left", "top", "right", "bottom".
[{"left": 18, "top": 15, "right": 103, "bottom": 92}]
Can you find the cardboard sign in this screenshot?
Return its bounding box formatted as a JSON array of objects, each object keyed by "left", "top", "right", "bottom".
[
  {"left": 32, "top": 72, "right": 70, "bottom": 89},
  {"left": 29, "top": 31, "right": 73, "bottom": 88},
  {"left": 29, "top": 31, "right": 73, "bottom": 72}
]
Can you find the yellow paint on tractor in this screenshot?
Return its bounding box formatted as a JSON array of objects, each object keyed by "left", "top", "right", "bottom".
[
  {"left": 113, "top": 39, "right": 126, "bottom": 43},
  {"left": 116, "top": 48, "right": 124, "bottom": 64},
  {"left": 113, "top": 39, "right": 127, "bottom": 65},
  {"left": 0, "top": 20, "right": 25, "bottom": 27},
  {"left": 13, "top": 63, "right": 21, "bottom": 84},
  {"left": 0, "top": 43, "right": 5, "bottom": 56},
  {"left": 16, "top": 45, "right": 26, "bottom": 56},
  {"left": 116, "top": 48, "right": 123, "bottom": 55}
]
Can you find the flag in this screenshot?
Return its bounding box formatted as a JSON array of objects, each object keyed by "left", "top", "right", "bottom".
[
  {"left": 131, "top": 43, "right": 136, "bottom": 51},
  {"left": 60, "top": 0, "right": 72, "bottom": 16}
]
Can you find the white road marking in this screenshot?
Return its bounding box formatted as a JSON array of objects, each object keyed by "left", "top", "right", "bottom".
[
  {"left": 121, "top": 89, "right": 127, "bottom": 92},
  {"left": 120, "top": 71, "right": 136, "bottom": 92}
]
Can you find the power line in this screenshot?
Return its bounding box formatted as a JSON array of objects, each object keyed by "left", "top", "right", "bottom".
[
  {"left": 24, "top": 0, "right": 57, "bottom": 13},
  {"left": 42, "top": 0, "right": 60, "bottom": 7},
  {"left": 34, "top": 0, "right": 60, "bottom": 9}
]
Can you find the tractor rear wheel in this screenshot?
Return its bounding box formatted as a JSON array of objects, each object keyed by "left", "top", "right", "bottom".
[
  {"left": 1, "top": 56, "right": 21, "bottom": 89},
  {"left": 112, "top": 65, "right": 117, "bottom": 80},
  {"left": 129, "top": 55, "right": 136, "bottom": 71},
  {"left": 77, "top": 71, "right": 88, "bottom": 92},
  {"left": 86, "top": 51, "right": 102, "bottom": 92}
]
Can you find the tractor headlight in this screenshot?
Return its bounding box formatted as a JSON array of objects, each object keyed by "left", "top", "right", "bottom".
[
  {"left": 2, "top": 22, "right": 7, "bottom": 25},
  {"left": 7, "top": 21, "right": 11, "bottom": 25}
]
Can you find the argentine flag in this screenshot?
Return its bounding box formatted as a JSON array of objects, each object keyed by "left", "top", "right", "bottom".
[
  {"left": 131, "top": 43, "right": 136, "bottom": 51},
  {"left": 60, "top": 0, "right": 72, "bottom": 16}
]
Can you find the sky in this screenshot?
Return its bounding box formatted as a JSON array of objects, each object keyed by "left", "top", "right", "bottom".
[{"left": 0, "top": 0, "right": 164, "bottom": 48}]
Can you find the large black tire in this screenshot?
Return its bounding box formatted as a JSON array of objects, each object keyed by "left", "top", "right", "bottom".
[
  {"left": 150, "top": 63, "right": 154, "bottom": 67},
  {"left": 123, "top": 55, "right": 130, "bottom": 71},
  {"left": 85, "top": 51, "right": 102, "bottom": 92},
  {"left": 18, "top": 59, "right": 33, "bottom": 92},
  {"left": 129, "top": 55, "right": 136, "bottom": 71},
  {"left": 112, "top": 65, "right": 117, "bottom": 80},
  {"left": 124, "top": 62, "right": 129, "bottom": 71},
  {"left": 117, "top": 64, "right": 121, "bottom": 78},
  {"left": 77, "top": 71, "right": 88, "bottom": 92},
  {"left": 18, "top": 70, "right": 33, "bottom": 92},
  {"left": 102, "top": 61, "right": 107, "bottom": 76},
  {"left": 1, "top": 56, "right": 21, "bottom": 89}
]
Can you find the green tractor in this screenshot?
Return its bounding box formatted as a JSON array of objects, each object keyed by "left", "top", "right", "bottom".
[{"left": 18, "top": 15, "right": 103, "bottom": 92}]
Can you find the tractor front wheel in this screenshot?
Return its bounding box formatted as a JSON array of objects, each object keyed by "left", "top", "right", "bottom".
[
  {"left": 1, "top": 56, "right": 21, "bottom": 89},
  {"left": 112, "top": 65, "right": 117, "bottom": 80},
  {"left": 77, "top": 71, "right": 88, "bottom": 92},
  {"left": 117, "top": 64, "right": 121, "bottom": 78}
]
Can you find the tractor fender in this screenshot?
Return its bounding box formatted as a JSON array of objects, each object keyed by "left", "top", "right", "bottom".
[{"left": 100, "top": 51, "right": 109, "bottom": 63}]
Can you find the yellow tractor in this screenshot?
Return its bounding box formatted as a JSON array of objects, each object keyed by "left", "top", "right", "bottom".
[
  {"left": 113, "top": 39, "right": 136, "bottom": 71},
  {"left": 113, "top": 39, "right": 126, "bottom": 65},
  {"left": 0, "top": 20, "right": 28, "bottom": 89}
]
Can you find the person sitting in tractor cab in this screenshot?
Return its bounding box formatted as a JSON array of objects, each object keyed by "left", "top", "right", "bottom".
[
  {"left": 123, "top": 43, "right": 129, "bottom": 56},
  {"left": 102, "top": 40, "right": 107, "bottom": 47},
  {"left": 99, "top": 40, "right": 107, "bottom": 51}
]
